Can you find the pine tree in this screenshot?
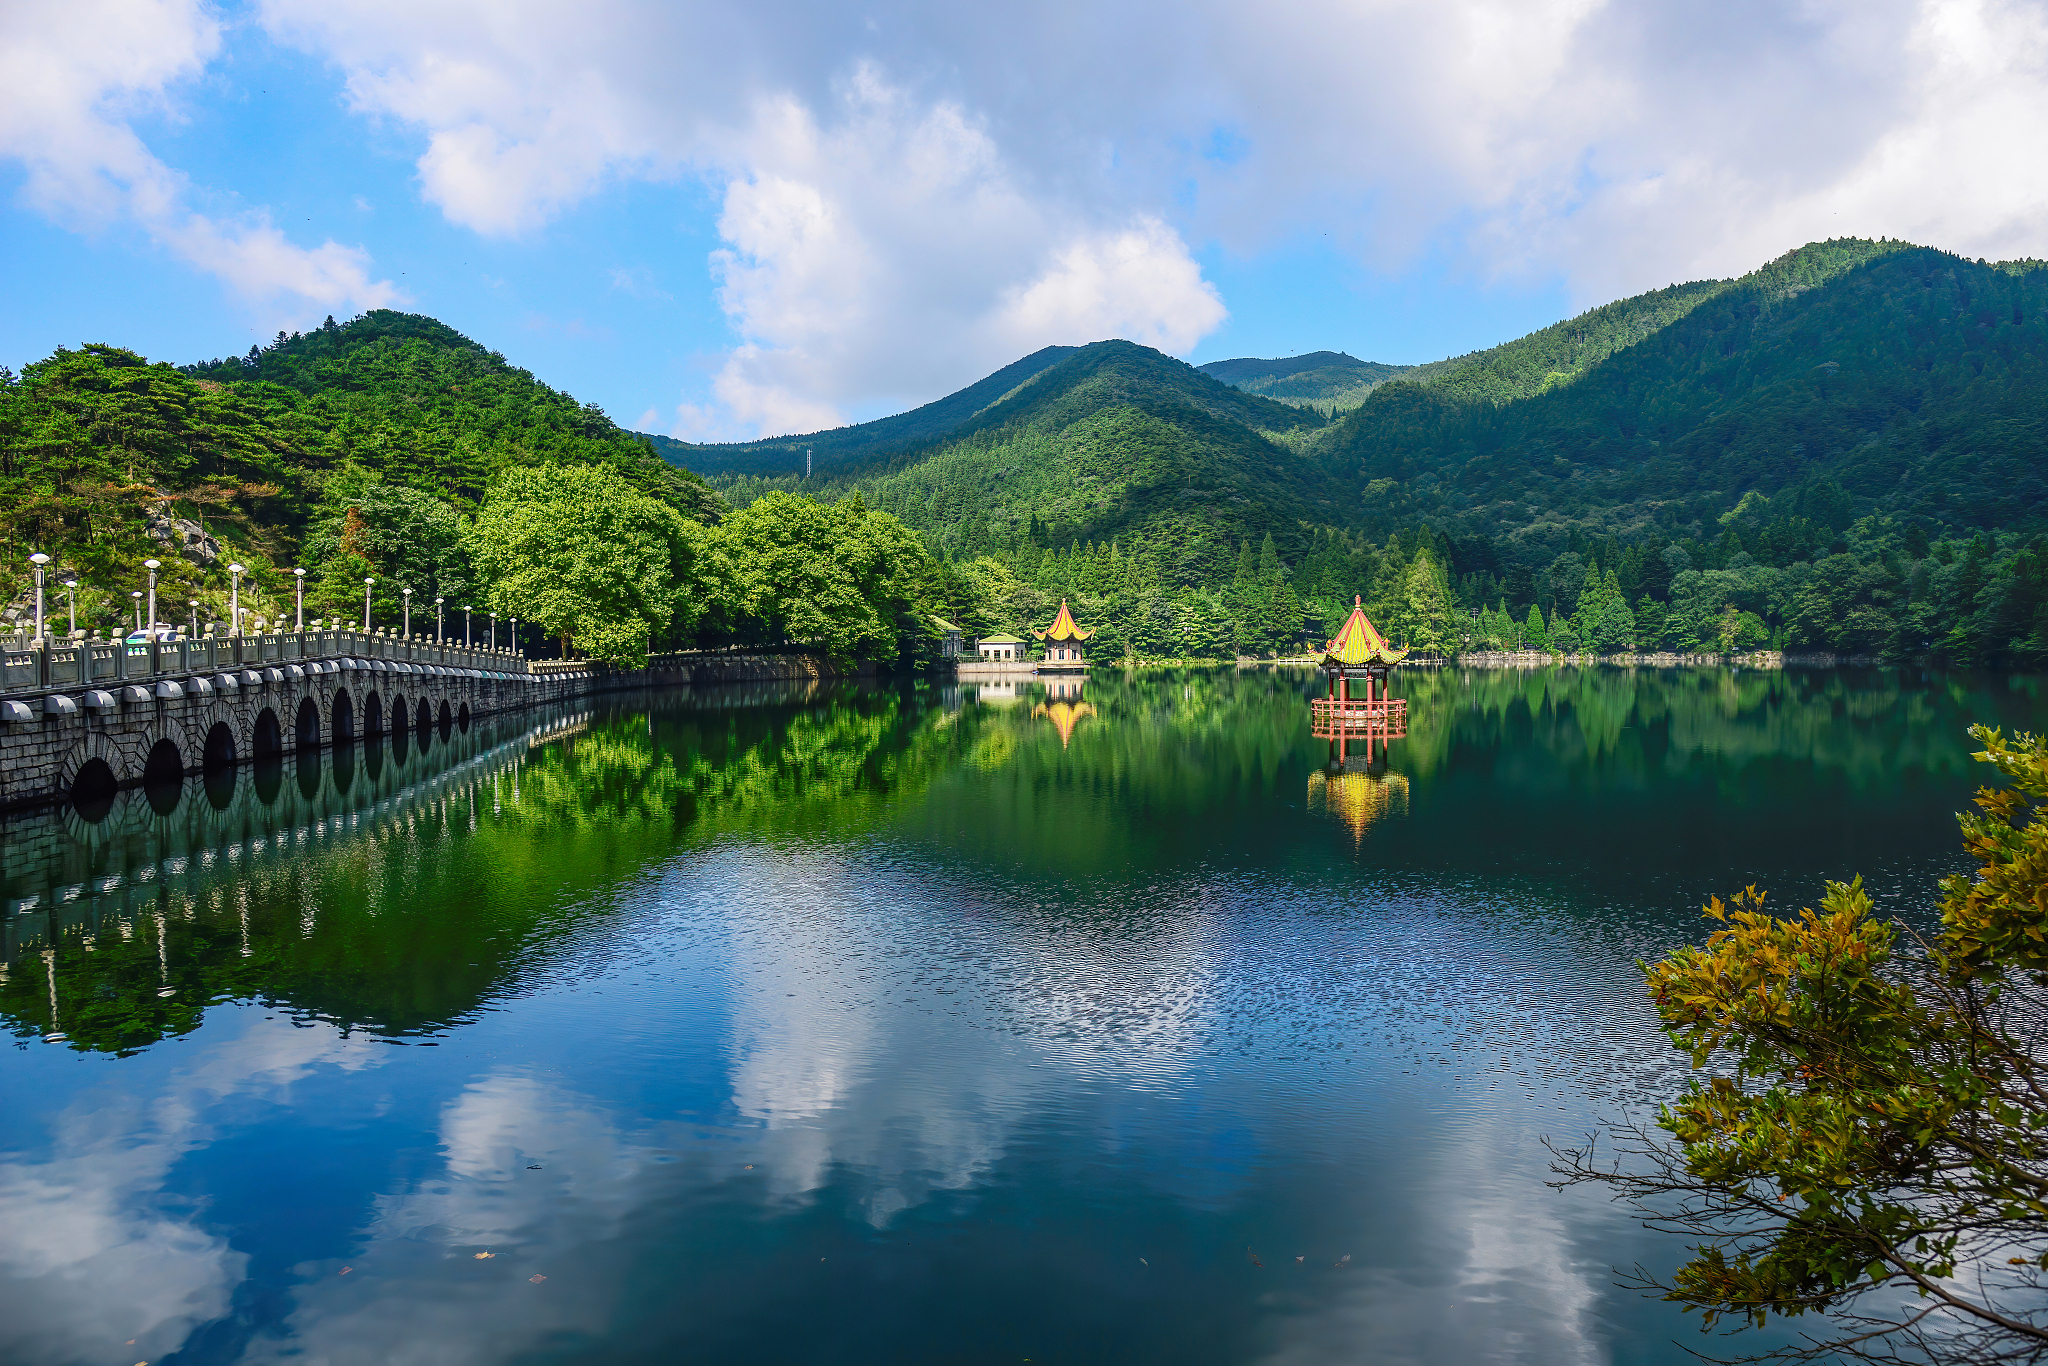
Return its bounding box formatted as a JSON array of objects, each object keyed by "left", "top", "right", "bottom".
[{"left": 1392, "top": 550, "right": 1459, "bottom": 654}]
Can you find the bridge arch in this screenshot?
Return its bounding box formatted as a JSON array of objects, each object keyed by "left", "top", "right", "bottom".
[
  {"left": 255, "top": 706, "right": 283, "bottom": 761},
  {"left": 71, "top": 758, "right": 117, "bottom": 822},
  {"left": 363, "top": 690, "right": 383, "bottom": 737},
  {"left": 57, "top": 732, "right": 126, "bottom": 796},
  {"left": 438, "top": 700, "right": 452, "bottom": 739},
  {"left": 331, "top": 688, "right": 354, "bottom": 743},
  {"left": 143, "top": 738, "right": 184, "bottom": 815},
  {"left": 202, "top": 721, "right": 235, "bottom": 771}
]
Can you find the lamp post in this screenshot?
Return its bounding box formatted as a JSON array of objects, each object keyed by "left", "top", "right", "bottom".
[
  {"left": 228, "top": 563, "right": 245, "bottom": 635},
  {"left": 435, "top": 596, "right": 444, "bottom": 641},
  {"left": 62, "top": 578, "right": 78, "bottom": 638},
  {"left": 510, "top": 616, "right": 519, "bottom": 657},
  {"left": 402, "top": 586, "right": 412, "bottom": 638},
  {"left": 28, "top": 553, "right": 49, "bottom": 644},
  {"left": 489, "top": 613, "right": 497, "bottom": 651},
  {"left": 130, "top": 591, "right": 143, "bottom": 634},
  {"left": 462, "top": 606, "right": 472, "bottom": 648},
  {"left": 143, "top": 558, "right": 160, "bottom": 634},
  {"left": 362, "top": 577, "right": 375, "bottom": 630},
  {"left": 293, "top": 567, "right": 306, "bottom": 630},
  {"left": 188, "top": 599, "right": 199, "bottom": 638}
]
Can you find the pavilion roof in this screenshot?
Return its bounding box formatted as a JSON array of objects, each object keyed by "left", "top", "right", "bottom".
[
  {"left": 1321, "top": 597, "right": 1410, "bottom": 667},
  {"left": 978, "top": 633, "right": 1027, "bottom": 645},
  {"left": 1033, "top": 600, "right": 1092, "bottom": 642}
]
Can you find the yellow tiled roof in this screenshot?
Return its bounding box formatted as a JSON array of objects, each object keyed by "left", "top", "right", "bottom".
[
  {"left": 1033, "top": 600, "right": 1092, "bottom": 642},
  {"left": 1321, "top": 597, "right": 1410, "bottom": 667}
]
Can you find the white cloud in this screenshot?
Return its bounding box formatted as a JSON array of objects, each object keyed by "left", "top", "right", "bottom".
[
  {"left": 24, "top": 0, "right": 2048, "bottom": 423},
  {"left": 0, "top": 1016, "right": 383, "bottom": 1366},
  {"left": 0, "top": 0, "right": 405, "bottom": 322},
  {"left": 689, "top": 80, "right": 1224, "bottom": 436},
  {"left": 253, "top": 0, "right": 2048, "bottom": 432}
]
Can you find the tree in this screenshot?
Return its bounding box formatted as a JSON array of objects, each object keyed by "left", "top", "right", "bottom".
[
  {"left": 1389, "top": 549, "right": 1459, "bottom": 654},
  {"left": 465, "top": 462, "right": 701, "bottom": 667},
  {"left": 1575, "top": 567, "right": 1637, "bottom": 654},
  {"left": 302, "top": 471, "right": 472, "bottom": 625},
  {"left": 707, "top": 491, "right": 934, "bottom": 664},
  {"left": 1554, "top": 727, "right": 2048, "bottom": 1366}
]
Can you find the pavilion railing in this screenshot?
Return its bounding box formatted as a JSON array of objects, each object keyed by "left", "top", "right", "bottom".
[
  {"left": 0, "top": 629, "right": 531, "bottom": 697},
  {"left": 1309, "top": 696, "right": 1409, "bottom": 734}
]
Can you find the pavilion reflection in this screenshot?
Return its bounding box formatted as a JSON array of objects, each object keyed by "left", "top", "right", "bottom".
[
  {"left": 1306, "top": 764, "right": 1411, "bottom": 843},
  {"left": 1032, "top": 676, "right": 1095, "bottom": 749}
]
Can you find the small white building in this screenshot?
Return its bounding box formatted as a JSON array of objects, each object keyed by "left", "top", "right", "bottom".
[{"left": 977, "top": 633, "right": 1026, "bottom": 661}]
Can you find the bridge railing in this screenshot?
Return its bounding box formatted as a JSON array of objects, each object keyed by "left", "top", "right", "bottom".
[{"left": 0, "top": 629, "right": 530, "bottom": 696}]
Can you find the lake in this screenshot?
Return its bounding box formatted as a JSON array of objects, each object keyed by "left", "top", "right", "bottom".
[{"left": 1, "top": 665, "right": 2037, "bottom": 1366}]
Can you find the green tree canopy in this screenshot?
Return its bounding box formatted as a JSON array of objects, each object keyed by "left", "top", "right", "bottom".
[
  {"left": 466, "top": 462, "right": 703, "bottom": 666},
  {"left": 705, "top": 491, "right": 935, "bottom": 664},
  {"left": 1556, "top": 727, "right": 2048, "bottom": 1365}
]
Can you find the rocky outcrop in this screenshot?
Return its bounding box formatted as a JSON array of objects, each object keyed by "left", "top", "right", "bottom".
[{"left": 145, "top": 510, "right": 221, "bottom": 568}]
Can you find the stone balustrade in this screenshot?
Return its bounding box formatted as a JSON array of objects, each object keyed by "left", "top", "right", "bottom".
[{"left": 0, "top": 628, "right": 526, "bottom": 697}]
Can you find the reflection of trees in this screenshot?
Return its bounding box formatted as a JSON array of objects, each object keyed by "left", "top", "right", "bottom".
[
  {"left": 1384, "top": 665, "right": 2040, "bottom": 791},
  {"left": 6, "top": 664, "right": 2029, "bottom": 1053},
  {"left": 914, "top": 667, "right": 1310, "bottom": 869},
  {"left": 0, "top": 687, "right": 964, "bottom": 1054}
]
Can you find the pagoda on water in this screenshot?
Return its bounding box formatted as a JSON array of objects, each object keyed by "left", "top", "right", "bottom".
[
  {"left": 1034, "top": 600, "right": 1091, "bottom": 673},
  {"left": 1311, "top": 597, "right": 1409, "bottom": 765}
]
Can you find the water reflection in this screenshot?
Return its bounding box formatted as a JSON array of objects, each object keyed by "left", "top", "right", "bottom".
[
  {"left": 0, "top": 666, "right": 2039, "bottom": 1366},
  {"left": 1306, "top": 767, "right": 1409, "bottom": 842}
]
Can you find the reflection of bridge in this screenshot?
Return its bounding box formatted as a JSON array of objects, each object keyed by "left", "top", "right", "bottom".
[{"left": 0, "top": 701, "right": 589, "bottom": 971}]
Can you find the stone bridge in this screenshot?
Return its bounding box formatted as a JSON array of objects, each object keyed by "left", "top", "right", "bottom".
[
  {"left": 0, "top": 628, "right": 599, "bottom": 811},
  {"left": 0, "top": 628, "right": 864, "bottom": 811}
]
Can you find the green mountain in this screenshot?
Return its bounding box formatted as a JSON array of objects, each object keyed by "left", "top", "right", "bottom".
[
  {"left": 1199, "top": 279, "right": 1730, "bottom": 416},
  {"left": 650, "top": 343, "right": 1080, "bottom": 476},
  {"left": 704, "top": 339, "right": 1339, "bottom": 581},
  {"left": 1322, "top": 239, "right": 2048, "bottom": 554},
  {"left": 1, "top": 311, "right": 719, "bottom": 631},
  {"left": 669, "top": 237, "right": 2048, "bottom": 666},
  {"left": 1197, "top": 351, "right": 1411, "bottom": 412}
]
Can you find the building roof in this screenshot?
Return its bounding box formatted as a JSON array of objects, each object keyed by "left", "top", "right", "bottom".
[
  {"left": 1322, "top": 597, "right": 1410, "bottom": 667},
  {"left": 978, "top": 633, "right": 1027, "bottom": 645},
  {"left": 931, "top": 615, "right": 961, "bottom": 632},
  {"left": 1033, "top": 599, "right": 1092, "bottom": 642}
]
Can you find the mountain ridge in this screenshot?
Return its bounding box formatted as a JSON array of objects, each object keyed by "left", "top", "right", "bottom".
[{"left": 649, "top": 343, "right": 1083, "bottom": 476}]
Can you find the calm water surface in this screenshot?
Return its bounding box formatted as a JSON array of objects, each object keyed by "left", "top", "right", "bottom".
[{"left": 1, "top": 666, "right": 2039, "bottom": 1366}]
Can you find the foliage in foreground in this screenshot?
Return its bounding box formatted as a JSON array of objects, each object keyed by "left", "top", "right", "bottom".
[{"left": 1554, "top": 726, "right": 2048, "bottom": 1364}]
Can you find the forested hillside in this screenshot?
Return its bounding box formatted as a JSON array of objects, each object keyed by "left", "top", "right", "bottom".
[
  {"left": 0, "top": 313, "right": 941, "bottom": 666},
  {"left": 8, "top": 236, "right": 2044, "bottom": 670},
  {"left": 1197, "top": 351, "right": 1409, "bottom": 412},
  {"left": 687, "top": 239, "right": 2048, "bottom": 665},
  {"left": 712, "top": 340, "right": 1333, "bottom": 566},
  {"left": 0, "top": 313, "right": 719, "bottom": 637},
  {"left": 1324, "top": 240, "right": 2048, "bottom": 550}
]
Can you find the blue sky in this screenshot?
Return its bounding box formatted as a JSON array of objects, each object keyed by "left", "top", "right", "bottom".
[{"left": 4, "top": 0, "right": 2045, "bottom": 440}]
